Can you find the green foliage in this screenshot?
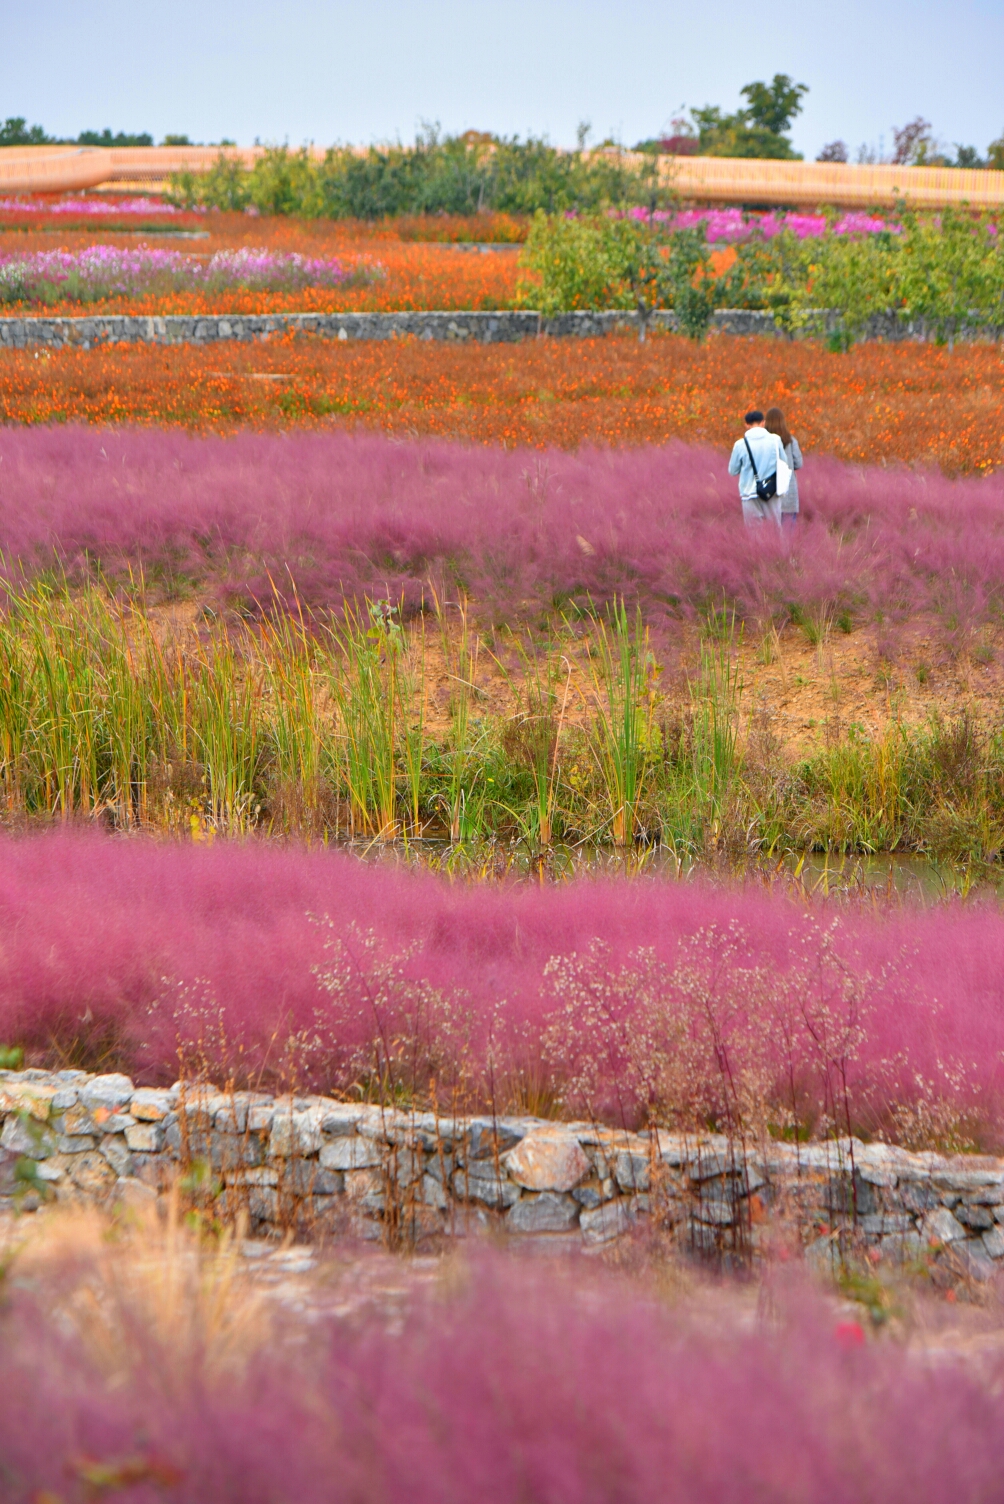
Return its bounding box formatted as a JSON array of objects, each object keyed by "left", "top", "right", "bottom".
[
  {"left": 0, "top": 1045, "right": 24, "bottom": 1069},
  {"left": 727, "top": 211, "right": 1004, "bottom": 342},
  {"left": 692, "top": 74, "right": 807, "bottom": 160},
  {"left": 517, "top": 212, "right": 643, "bottom": 315},
  {"left": 77, "top": 128, "right": 154, "bottom": 148},
  {"left": 519, "top": 213, "right": 741, "bottom": 339},
  {"left": 5, "top": 583, "right": 1004, "bottom": 862},
  {"left": 168, "top": 135, "right": 658, "bottom": 220},
  {"left": 740, "top": 76, "right": 809, "bottom": 136},
  {"left": 0, "top": 116, "right": 49, "bottom": 146}
]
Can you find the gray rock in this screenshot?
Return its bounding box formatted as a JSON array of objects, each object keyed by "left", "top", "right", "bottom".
[
  {"left": 268, "top": 1109, "right": 323, "bottom": 1158},
  {"left": 1, "top": 1115, "right": 56, "bottom": 1159},
  {"left": 686, "top": 1150, "right": 731, "bottom": 1181},
  {"left": 880, "top": 1231, "right": 926, "bottom": 1261},
  {"left": 248, "top": 1102, "right": 276, "bottom": 1132},
  {"left": 573, "top": 1183, "right": 606, "bottom": 1209},
  {"left": 79, "top": 1074, "right": 135, "bottom": 1113},
  {"left": 969, "top": 1185, "right": 1004, "bottom": 1206},
  {"left": 452, "top": 1161, "right": 520, "bottom": 1209},
  {"left": 955, "top": 1203, "right": 995, "bottom": 1232},
  {"left": 248, "top": 1187, "right": 278, "bottom": 1222},
  {"left": 466, "top": 1119, "right": 525, "bottom": 1160},
  {"left": 319, "top": 1136, "right": 383, "bottom": 1171},
  {"left": 860, "top": 1214, "right": 914, "bottom": 1236},
  {"left": 124, "top": 1123, "right": 163, "bottom": 1153},
  {"left": 507, "top": 1192, "right": 579, "bottom": 1234},
  {"left": 693, "top": 1197, "right": 736, "bottom": 1226},
  {"left": 424, "top": 1151, "right": 456, "bottom": 1184},
  {"left": 57, "top": 1134, "right": 96, "bottom": 1154},
  {"left": 613, "top": 1150, "right": 651, "bottom": 1193},
  {"left": 129, "top": 1088, "right": 176, "bottom": 1122},
  {"left": 210, "top": 1133, "right": 263, "bottom": 1171},
  {"left": 824, "top": 1175, "right": 878, "bottom": 1218},
  {"left": 280, "top": 1162, "right": 343, "bottom": 1196},
  {"left": 57, "top": 1104, "right": 100, "bottom": 1136},
  {"left": 239, "top": 1166, "right": 279, "bottom": 1187},
  {"left": 957, "top": 1244, "right": 998, "bottom": 1283},
  {"left": 319, "top": 1104, "right": 365, "bottom": 1137},
  {"left": 99, "top": 1134, "right": 133, "bottom": 1178},
  {"left": 983, "top": 1227, "right": 1004, "bottom": 1259},
  {"left": 390, "top": 1148, "right": 424, "bottom": 1187},
  {"left": 581, "top": 1199, "right": 645, "bottom": 1246},
  {"left": 112, "top": 1176, "right": 157, "bottom": 1210},
  {"left": 420, "top": 1173, "right": 448, "bottom": 1210},
  {"left": 921, "top": 1207, "right": 967, "bottom": 1245},
  {"left": 504, "top": 1131, "right": 590, "bottom": 1192},
  {"left": 66, "top": 1150, "right": 117, "bottom": 1194},
  {"left": 899, "top": 1182, "right": 940, "bottom": 1214}
]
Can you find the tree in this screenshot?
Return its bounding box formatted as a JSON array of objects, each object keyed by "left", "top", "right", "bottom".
[
  {"left": 892, "top": 117, "right": 933, "bottom": 166},
  {"left": 817, "top": 141, "right": 848, "bottom": 163},
  {"left": 692, "top": 75, "right": 808, "bottom": 160},
  {"left": 77, "top": 128, "right": 154, "bottom": 148},
  {"left": 0, "top": 116, "right": 49, "bottom": 146},
  {"left": 740, "top": 75, "right": 808, "bottom": 136}
]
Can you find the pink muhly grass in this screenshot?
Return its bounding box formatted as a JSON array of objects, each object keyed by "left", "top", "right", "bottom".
[
  {"left": 2, "top": 830, "right": 1003, "bottom": 1139},
  {"left": 1, "top": 427, "right": 1002, "bottom": 644},
  {"left": 3, "top": 1249, "right": 1004, "bottom": 1504}
]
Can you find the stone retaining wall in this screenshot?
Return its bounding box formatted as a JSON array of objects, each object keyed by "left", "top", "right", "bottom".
[
  {"left": 3, "top": 1067, "right": 1003, "bottom": 1274},
  {"left": 1, "top": 308, "right": 998, "bottom": 351}
]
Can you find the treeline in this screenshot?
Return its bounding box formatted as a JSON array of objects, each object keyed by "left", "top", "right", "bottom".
[
  {"left": 0, "top": 116, "right": 202, "bottom": 149},
  {"left": 520, "top": 208, "right": 1004, "bottom": 343},
  {"left": 167, "top": 133, "right": 661, "bottom": 218}
]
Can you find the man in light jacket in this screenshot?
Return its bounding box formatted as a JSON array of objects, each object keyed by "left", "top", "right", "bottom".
[{"left": 728, "top": 409, "right": 786, "bottom": 529}]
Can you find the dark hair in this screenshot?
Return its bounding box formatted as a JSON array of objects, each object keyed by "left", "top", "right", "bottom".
[
  {"left": 744, "top": 409, "right": 764, "bottom": 425},
  {"left": 764, "top": 406, "right": 793, "bottom": 448}
]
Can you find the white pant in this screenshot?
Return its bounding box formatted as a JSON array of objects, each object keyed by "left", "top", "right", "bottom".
[{"left": 742, "top": 495, "right": 782, "bottom": 529}]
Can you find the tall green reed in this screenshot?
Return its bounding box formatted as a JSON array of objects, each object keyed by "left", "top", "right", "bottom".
[{"left": 582, "top": 601, "right": 656, "bottom": 845}]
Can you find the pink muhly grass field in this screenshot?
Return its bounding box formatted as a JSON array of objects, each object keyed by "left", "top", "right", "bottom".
[
  {"left": 2, "top": 426, "right": 1003, "bottom": 640},
  {"left": 2, "top": 831, "right": 1003, "bottom": 1141},
  {"left": 3, "top": 1249, "right": 1004, "bottom": 1504}
]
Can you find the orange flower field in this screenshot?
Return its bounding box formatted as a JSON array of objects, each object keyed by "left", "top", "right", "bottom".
[
  {"left": 2, "top": 331, "right": 1002, "bottom": 472},
  {"left": 0, "top": 211, "right": 526, "bottom": 315}
]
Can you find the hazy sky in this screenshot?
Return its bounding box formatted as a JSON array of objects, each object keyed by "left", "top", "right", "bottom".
[{"left": 5, "top": 0, "right": 1003, "bottom": 160}]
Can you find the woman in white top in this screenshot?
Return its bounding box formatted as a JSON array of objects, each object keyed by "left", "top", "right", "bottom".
[{"left": 765, "top": 407, "right": 802, "bottom": 536}]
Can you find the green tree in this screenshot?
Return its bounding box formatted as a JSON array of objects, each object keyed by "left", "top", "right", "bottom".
[
  {"left": 518, "top": 212, "right": 732, "bottom": 340},
  {"left": 0, "top": 116, "right": 49, "bottom": 145},
  {"left": 77, "top": 128, "right": 154, "bottom": 147},
  {"left": 740, "top": 75, "right": 809, "bottom": 136},
  {"left": 693, "top": 74, "right": 807, "bottom": 160}
]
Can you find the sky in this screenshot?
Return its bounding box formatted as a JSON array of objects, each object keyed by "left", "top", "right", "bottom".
[{"left": 4, "top": 0, "right": 1003, "bottom": 160}]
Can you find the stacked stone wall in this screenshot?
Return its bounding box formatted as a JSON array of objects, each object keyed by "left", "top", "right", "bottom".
[
  {"left": 3, "top": 1067, "right": 1002, "bottom": 1276},
  {"left": 0, "top": 308, "right": 998, "bottom": 351}
]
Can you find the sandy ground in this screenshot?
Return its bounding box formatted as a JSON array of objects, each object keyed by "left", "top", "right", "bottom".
[{"left": 144, "top": 597, "right": 1004, "bottom": 760}]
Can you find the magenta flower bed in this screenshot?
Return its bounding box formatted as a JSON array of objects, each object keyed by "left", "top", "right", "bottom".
[
  {"left": 0, "top": 245, "right": 358, "bottom": 302},
  {"left": 4, "top": 1249, "right": 1004, "bottom": 1504},
  {"left": 1, "top": 427, "right": 1002, "bottom": 637},
  {"left": 626, "top": 206, "right": 896, "bottom": 240},
  {"left": 0, "top": 195, "right": 188, "bottom": 215},
  {"left": 2, "top": 831, "right": 1003, "bottom": 1137}
]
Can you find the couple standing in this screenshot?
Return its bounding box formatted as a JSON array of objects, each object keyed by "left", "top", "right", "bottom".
[{"left": 728, "top": 407, "right": 802, "bottom": 533}]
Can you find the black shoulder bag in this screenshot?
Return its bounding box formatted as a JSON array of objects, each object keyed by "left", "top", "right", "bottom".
[{"left": 743, "top": 435, "right": 777, "bottom": 501}]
